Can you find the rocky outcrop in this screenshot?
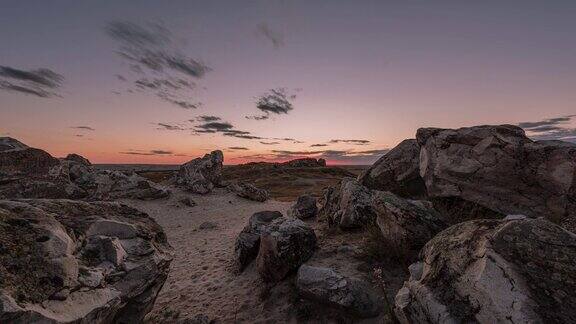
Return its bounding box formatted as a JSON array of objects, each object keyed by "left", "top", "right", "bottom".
[
  {"left": 256, "top": 218, "right": 317, "bottom": 282},
  {"left": 174, "top": 151, "right": 223, "bottom": 194},
  {"left": 230, "top": 182, "right": 269, "bottom": 202},
  {"left": 0, "top": 199, "right": 172, "bottom": 323},
  {"left": 234, "top": 211, "right": 283, "bottom": 271},
  {"left": 358, "top": 139, "right": 426, "bottom": 198},
  {"left": 287, "top": 194, "right": 318, "bottom": 219},
  {"left": 0, "top": 137, "right": 169, "bottom": 201},
  {"left": 372, "top": 191, "right": 446, "bottom": 259},
  {"left": 417, "top": 125, "right": 576, "bottom": 229},
  {"left": 281, "top": 158, "right": 327, "bottom": 168},
  {"left": 394, "top": 217, "right": 576, "bottom": 324},
  {"left": 296, "top": 265, "right": 381, "bottom": 318}
]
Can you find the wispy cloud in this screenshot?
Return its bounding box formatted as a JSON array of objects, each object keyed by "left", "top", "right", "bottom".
[
  {"left": 105, "top": 21, "right": 209, "bottom": 109},
  {"left": 518, "top": 115, "right": 576, "bottom": 143},
  {"left": 255, "top": 22, "right": 284, "bottom": 49},
  {"left": 228, "top": 146, "right": 249, "bottom": 150},
  {"left": 154, "top": 122, "right": 188, "bottom": 131},
  {"left": 260, "top": 141, "right": 280, "bottom": 145},
  {"left": 195, "top": 115, "right": 221, "bottom": 122},
  {"left": 329, "top": 139, "right": 371, "bottom": 145},
  {"left": 246, "top": 88, "right": 296, "bottom": 120},
  {"left": 0, "top": 66, "right": 64, "bottom": 98},
  {"left": 120, "top": 149, "right": 176, "bottom": 156},
  {"left": 71, "top": 126, "right": 95, "bottom": 131},
  {"left": 310, "top": 143, "right": 328, "bottom": 147}
]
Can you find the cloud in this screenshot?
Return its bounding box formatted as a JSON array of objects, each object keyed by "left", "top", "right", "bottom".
[
  {"left": 518, "top": 115, "right": 576, "bottom": 143},
  {"left": 245, "top": 114, "right": 270, "bottom": 121},
  {"left": 267, "top": 148, "right": 389, "bottom": 164},
  {"left": 228, "top": 146, "right": 249, "bottom": 150},
  {"left": 154, "top": 122, "right": 188, "bottom": 131},
  {"left": 0, "top": 66, "right": 64, "bottom": 98},
  {"left": 329, "top": 139, "right": 371, "bottom": 145},
  {"left": 71, "top": 126, "right": 96, "bottom": 131},
  {"left": 193, "top": 120, "right": 265, "bottom": 140},
  {"left": 255, "top": 88, "right": 294, "bottom": 115},
  {"left": 195, "top": 115, "right": 221, "bottom": 122},
  {"left": 120, "top": 149, "right": 175, "bottom": 156},
  {"left": 310, "top": 144, "right": 328, "bottom": 147},
  {"left": 105, "top": 21, "right": 209, "bottom": 109},
  {"left": 260, "top": 141, "right": 280, "bottom": 145},
  {"left": 255, "top": 23, "right": 284, "bottom": 49},
  {"left": 196, "top": 122, "right": 234, "bottom": 131}
]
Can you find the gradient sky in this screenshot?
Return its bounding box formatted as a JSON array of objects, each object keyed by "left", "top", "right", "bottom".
[{"left": 1, "top": 0, "right": 575, "bottom": 164}]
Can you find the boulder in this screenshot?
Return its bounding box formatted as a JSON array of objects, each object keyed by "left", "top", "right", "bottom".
[
  {"left": 234, "top": 211, "right": 283, "bottom": 271},
  {"left": 417, "top": 125, "right": 576, "bottom": 230},
  {"left": 372, "top": 191, "right": 446, "bottom": 259},
  {"left": 64, "top": 153, "right": 91, "bottom": 166},
  {"left": 230, "top": 182, "right": 269, "bottom": 202},
  {"left": 175, "top": 151, "right": 223, "bottom": 194},
  {"left": 92, "top": 170, "right": 170, "bottom": 200},
  {"left": 394, "top": 217, "right": 576, "bottom": 324},
  {"left": 358, "top": 139, "right": 426, "bottom": 198},
  {"left": 296, "top": 265, "right": 381, "bottom": 318},
  {"left": 319, "top": 178, "right": 375, "bottom": 229},
  {"left": 256, "top": 218, "right": 317, "bottom": 282},
  {"left": 0, "top": 199, "right": 172, "bottom": 323},
  {"left": 288, "top": 194, "right": 318, "bottom": 219}
]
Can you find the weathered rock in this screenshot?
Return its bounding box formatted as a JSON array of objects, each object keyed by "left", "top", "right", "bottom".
[
  {"left": 92, "top": 170, "right": 170, "bottom": 200},
  {"left": 395, "top": 217, "right": 576, "bottom": 324},
  {"left": 256, "top": 218, "right": 317, "bottom": 282},
  {"left": 175, "top": 151, "right": 223, "bottom": 194},
  {"left": 319, "top": 178, "right": 376, "bottom": 229},
  {"left": 288, "top": 194, "right": 318, "bottom": 219},
  {"left": 358, "top": 139, "right": 426, "bottom": 198},
  {"left": 234, "top": 211, "right": 283, "bottom": 271},
  {"left": 230, "top": 182, "right": 269, "bottom": 202},
  {"left": 372, "top": 191, "right": 446, "bottom": 259},
  {"left": 417, "top": 125, "right": 576, "bottom": 229},
  {"left": 296, "top": 265, "right": 381, "bottom": 318},
  {"left": 0, "top": 199, "right": 172, "bottom": 323},
  {"left": 64, "top": 153, "right": 91, "bottom": 166}
]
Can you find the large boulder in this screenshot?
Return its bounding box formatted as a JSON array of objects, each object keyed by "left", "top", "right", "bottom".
[
  {"left": 417, "top": 125, "right": 576, "bottom": 229},
  {"left": 230, "top": 182, "right": 269, "bottom": 202},
  {"left": 372, "top": 191, "right": 446, "bottom": 259},
  {"left": 296, "top": 265, "right": 382, "bottom": 318},
  {"left": 0, "top": 199, "right": 172, "bottom": 323},
  {"left": 358, "top": 139, "right": 426, "bottom": 198},
  {"left": 0, "top": 137, "right": 87, "bottom": 199},
  {"left": 234, "top": 211, "right": 283, "bottom": 271},
  {"left": 394, "top": 217, "right": 576, "bottom": 324},
  {"left": 319, "top": 178, "right": 376, "bottom": 229},
  {"left": 287, "top": 194, "right": 318, "bottom": 219},
  {"left": 174, "top": 150, "right": 223, "bottom": 194},
  {"left": 256, "top": 218, "right": 317, "bottom": 282}
]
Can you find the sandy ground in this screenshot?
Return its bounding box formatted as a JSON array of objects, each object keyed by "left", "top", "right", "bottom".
[{"left": 123, "top": 187, "right": 403, "bottom": 323}]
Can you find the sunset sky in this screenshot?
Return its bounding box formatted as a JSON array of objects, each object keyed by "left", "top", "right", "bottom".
[{"left": 1, "top": 0, "right": 575, "bottom": 164}]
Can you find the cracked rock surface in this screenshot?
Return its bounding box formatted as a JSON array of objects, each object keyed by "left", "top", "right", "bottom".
[{"left": 395, "top": 217, "right": 576, "bottom": 324}]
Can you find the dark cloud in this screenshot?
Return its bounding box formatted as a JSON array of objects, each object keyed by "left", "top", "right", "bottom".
[
  {"left": 228, "top": 146, "right": 249, "bottom": 150},
  {"left": 75, "top": 134, "right": 84, "bottom": 137},
  {"left": 195, "top": 115, "right": 221, "bottom": 122},
  {"left": 196, "top": 122, "right": 234, "bottom": 131},
  {"left": 329, "top": 139, "right": 371, "bottom": 145},
  {"left": 0, "top": 66, "right": 64, "bottom": 98},
  {"left": 71, "top": 126, "right": 95, "bottom": 131},
  {"left": 105, "top": 21, "right": 209, "bottom": 109},
  {"left": 255, "top": 88, "right": 294, "bottom": 115},
  {"left": 245, "top": 114, "right": 270, "bottom": 121},
  {"left": 154, "top": 122, "right": 187, "bottom": 131},
  {"left": 518, "top": 115, "right": 576, "bottom": 143},
  {"left": 255, "top": 22, "right": 284, "bottom": 49},
  {"left": 192, "top": 120, "right": 265, "bottom": 140},
  {"left": 120, "top": 149, "right": 175, "bottom": 156},
  {"left": 310, "top": 144, "right": 328, "bottom": 147},
  {"left": 260, "top": 141, "right": 280, "bottom": 145}
]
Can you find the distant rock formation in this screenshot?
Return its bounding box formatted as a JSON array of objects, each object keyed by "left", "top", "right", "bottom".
[
  {"left": 0, "top": 137, "right": 169, "bottom": 201},
  {"left": 395, "top": 217, "right": 576, "bottom": 323},
  {"left": 281, "top": 158, "right": 326, "bottom": 168},
  {"left": 0, "top": 199, "right": 172, "bottom": 323},
  {"left": 174, "top": 150, "right": 223, "bottom": 194}
]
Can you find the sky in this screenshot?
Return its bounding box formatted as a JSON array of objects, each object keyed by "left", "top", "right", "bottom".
[{"left": 1, "top": 0, "right": 575, "bottom": 165}]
